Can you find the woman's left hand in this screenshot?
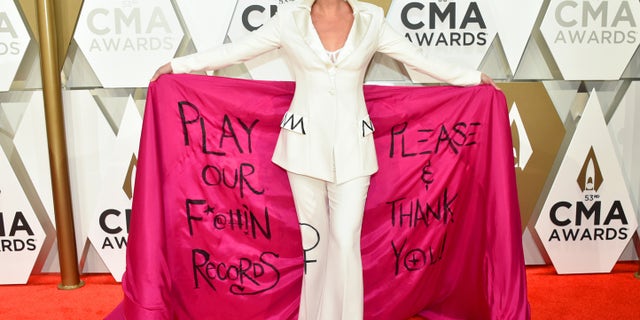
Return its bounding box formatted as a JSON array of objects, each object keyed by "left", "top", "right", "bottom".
[{"left": 481, "top": 73, "right": 501, "bottom": 90}]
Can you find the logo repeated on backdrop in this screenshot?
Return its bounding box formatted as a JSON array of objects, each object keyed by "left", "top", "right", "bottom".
[
  {"left": 500, "top": 83, "right": 566, "bottom": 231},
  {"left": 0, "top": 1, "right": 31, "bottom": 91},
  {"left": 87, "top": 96, "right": 142, "bottom": 281},
  {"left": 577, "top": 147, "right": 603, "bottom": 192},
  {"left": 535, "top": 90, "right": 638, "bottom": 274},
  {"left": 386, "top": 0, "right": 497, "bottom": 82},
  {"left": 61, "top": 90, "right": 122, "bottom": 274},
  {"left": 540, "top": 0, "right": 640, "bottom": 80},
  {"left": 74, "top": 0, "right": 184, "bottom": 88},
  {"left": 227, "top": 0, "right": 295, "bottom": 80},
  {"left": 0, "top": 148, "right": 46, "bottom": 284}
]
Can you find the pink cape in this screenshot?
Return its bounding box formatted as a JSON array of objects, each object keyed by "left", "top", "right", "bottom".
[{"left": 107, "top": 74, "right": 530, "bottom": 319}]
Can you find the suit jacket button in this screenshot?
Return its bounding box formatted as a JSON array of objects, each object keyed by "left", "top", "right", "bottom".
[{"left": 329, "top": 89, "right": 335, "bottom": 95}]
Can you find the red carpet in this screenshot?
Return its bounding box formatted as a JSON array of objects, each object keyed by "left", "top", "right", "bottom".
[
  {"left": 526, "top": 261, "right": 640, "bottom": 320},
  {"left": 0, "top": 262, "right": 638, "bottom": 319}
]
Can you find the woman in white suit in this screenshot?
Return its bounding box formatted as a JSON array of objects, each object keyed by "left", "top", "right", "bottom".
[{"left": 152, "top": 0, "right": 496, "bottom": 319}]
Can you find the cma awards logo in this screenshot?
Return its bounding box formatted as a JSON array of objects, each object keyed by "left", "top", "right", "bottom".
[
  {"left": 0, "top": 149, "right": 46, "bottom": 283},
  {"left": 547, "top": 147, "right": 629, "bottom": 242},
  {"left": 98, "top": 155, "right": 137, "bottom": 250},
  {"left": 0, "top": 210, "right": 37, "bottom": 253},
  {"left": 549, "top": 1, "right": 637, "bottom": 45},
  {"left": 84, "top": 2, "right": 175, "bottom": 52},
  {"left": 0, "top": 11, "right": 23, "bottom": 55},
  {"left": 536, "top": 91, "right": 636, "bottom": 273},
  {"left": 386, "top": 0, "right": 496, "bottom": 81},
  {"left": 86, "top": 97, "right": 142, "bottom": 281},
  {"left": 0, "top": 1, "right": 30, "bottom": 91},
  {"left": 540, "top": 0, "right": 640, "bottom": 79},
  {"left": 74, "top": 0, "right": 183, "bottom": 87},
  {"left": 228, "top": 0, "right": 295, "bottom": 80},
  {"left": 236, "top": 0, "right": 296, "bottom": 32},
  {"left": 392, "top": 0, "right": 492, "bottom": 47},
  {"left": 241, "top": 3, "right": 277, "bottom": 31}
]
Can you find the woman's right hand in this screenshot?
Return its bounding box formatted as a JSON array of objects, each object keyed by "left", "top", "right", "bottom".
[
  {"left": 150, "top": 62, "right": 173, "bottom": 82},
  {"left": 480, "top": 73, "right": 500, "bottom": 90}
]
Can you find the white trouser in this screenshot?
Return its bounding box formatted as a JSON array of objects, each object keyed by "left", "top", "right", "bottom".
[{"left": 287, "top": 172, "right": 371, "bottom": 320}]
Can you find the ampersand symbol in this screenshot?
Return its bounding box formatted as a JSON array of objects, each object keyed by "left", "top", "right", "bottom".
[{"left": 421, "top": 160, "right": 434, "bottom": 192}]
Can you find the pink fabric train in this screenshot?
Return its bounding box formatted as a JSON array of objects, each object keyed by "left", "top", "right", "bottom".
[{"left": 107, "top": 74, "right": 530, "bottom": 319}]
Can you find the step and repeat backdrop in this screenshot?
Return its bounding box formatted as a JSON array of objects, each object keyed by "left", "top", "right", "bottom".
[{"left": 1, "top": 0, "right": 639, "bottom": 284}]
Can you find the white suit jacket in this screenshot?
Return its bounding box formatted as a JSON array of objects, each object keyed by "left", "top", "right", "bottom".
[{"left": 171, "top": 0, "right": 481, "bottom": 184}]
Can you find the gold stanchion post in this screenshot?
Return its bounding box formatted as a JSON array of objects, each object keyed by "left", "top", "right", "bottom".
[{"left": 35, "top": 0, "right": 84, "bottom": 290}]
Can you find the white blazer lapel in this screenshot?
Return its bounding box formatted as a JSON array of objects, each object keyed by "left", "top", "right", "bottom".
[
  {"left": 290, "top": 0, "right": 374, "bottom": 66},
  {"left": 292, "top": 0, "right": 333, "bottom": 65},
  {"left": 335, "top": 3, "right": 372, "bottom": 65}
]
